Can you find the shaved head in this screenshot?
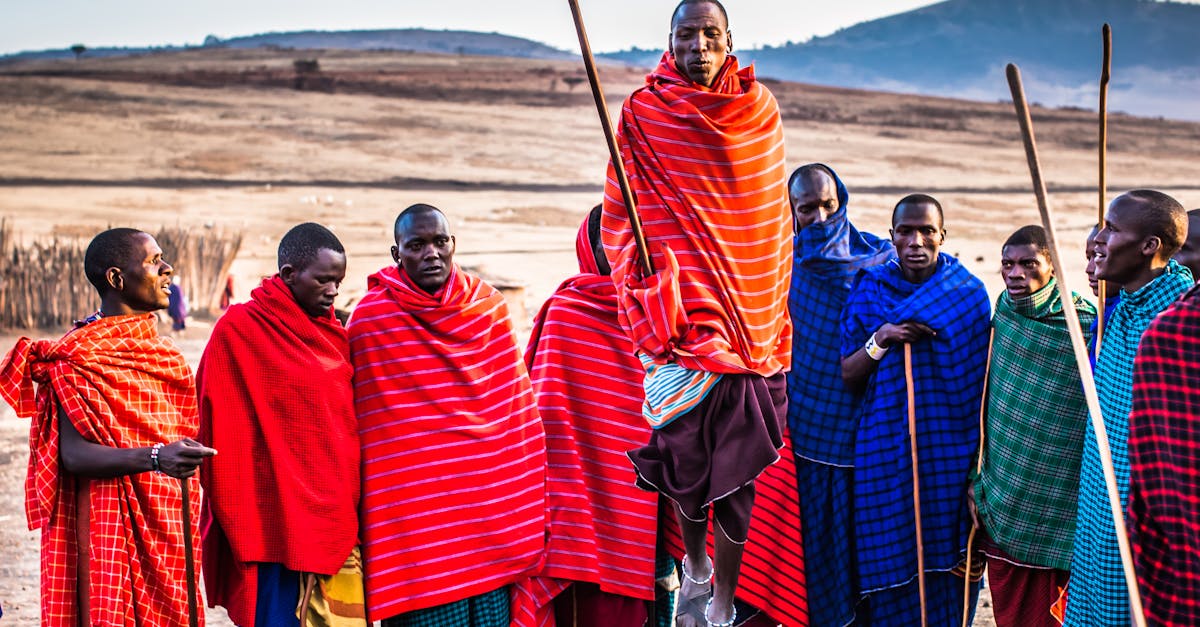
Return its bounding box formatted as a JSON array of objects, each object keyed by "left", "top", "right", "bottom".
[
  {"left": 671, "top": 0, "right": 728, "bottom": 29},
  {"left": 277, "top": 222, "right": 344, "bottom": 271},
  {"left": 84, "top": 228, "right": 149, "bottom": 294}
]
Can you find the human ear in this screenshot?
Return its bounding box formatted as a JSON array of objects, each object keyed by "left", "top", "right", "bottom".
[
  {"left": 1143, "top": 236, "right": 1163, "bottom": 258},
  {"left": 279, "top": 263, "right": 297, "bottom": 284},
  {"left": 727, "top": 31, "right": 733, "bottom": 51},
  {"left": 106, "top": 268, "right": 123, "bottom": 292},
  {"left": 390, "top": 245, "right": 400, "bottom": 264}
]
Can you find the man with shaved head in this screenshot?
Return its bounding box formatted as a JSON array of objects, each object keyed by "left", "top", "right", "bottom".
[
  {"left": 198, "top": 222, "right": 365, "bottom": 626},
  {"left": 786, "top": 163, "right": 893, "bottom": 626},
  {"left": 841, "top": 195, "right": 990, "bottom": 624},
  {"left": 601, "top": 2, "right": 796, "bottom": 625},
  {"left": 349, "top": 204, "right": 546, "bottom": 626},
  {"left": 1064, "top": 190, "right": 1192, "bottom": 626},
  {"left": 1, "top": 228, "right": 215, "bottom": 626}
]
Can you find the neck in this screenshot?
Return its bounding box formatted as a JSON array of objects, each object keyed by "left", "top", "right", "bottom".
[
  {"left": 99, "top": 297, "right": 152, "bottom": 318},
  {"left": 901, "top": 263, "right": 938, "bottom": 284},
  {"left": 1122, "top": 261, "right": 1167, "bottom": 294}
]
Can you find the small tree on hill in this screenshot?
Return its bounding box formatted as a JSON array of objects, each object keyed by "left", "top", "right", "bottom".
[{"left": 70, "top": 44, "right": 86, "bottom": 61}]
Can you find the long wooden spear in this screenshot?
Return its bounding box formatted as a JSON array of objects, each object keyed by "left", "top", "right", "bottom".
[
  {"left": 1095, "top": 23, "right": 1112, "bottom": 355},
  {"left": 1005, "top": 63, "right": 1146, "bottom": 627},
  {"left": 180, "top": 477, "right": 199, "bottom": 627},
  {"left": 566, "top": 0, "right": 654, "bottom": 277},
  {"left": 903, "top": 344, "right": 928, "bottom": 627}
]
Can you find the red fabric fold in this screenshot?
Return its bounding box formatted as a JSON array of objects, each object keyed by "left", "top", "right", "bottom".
[
  {"left": 511, "top": 259, "right": 659, "bottom": 626},
  {"left": 349, "top": 264, "right": 546, "bottom": 621},
  {"left": 197, "top": 275, "right": 359, "bottom": 627},
  {"left": 600, "top": 52, "right": 792, "bottom": 376},
  {"left": 0, "top": 314, "right": 203, "bottom": 627}
]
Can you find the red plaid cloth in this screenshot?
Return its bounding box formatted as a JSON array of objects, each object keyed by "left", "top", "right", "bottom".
[
  {"left": 348, "top": 264, "right": 546, "bottom": 621},
  {"left": 1129, "top": 284, "right": 1200, "bottom": 625},
  {"left": 0, "top": 314, "right": 202, "bottom": 627},
  {"left": 510, "top": 220, "right": 660, "bottom": 626},
  {"left": 197, "top": 275, "right": 359, "bottom": 627},
  {"left": 601, "top": 52, "right": 792, "bottom": 377}
]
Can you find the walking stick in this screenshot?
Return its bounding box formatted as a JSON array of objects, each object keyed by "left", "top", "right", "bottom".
[
  {"left": 180, "top": 476, "right": 199, "bottom": 627},
  {"left": 566, "top": 0, "right": 654, "bottom": 277},
  {"left": 961, "top": 329, "right": 993, "bottom": 627},
  {"left": 1006, "top": 63, "right": 1147, "bottom": 627},
  {"left": 1095, "top": 23, "right": 1112, "bottom": 356},
  {"left": 903, "top": 344, "right": 928, "bottom": 627}
]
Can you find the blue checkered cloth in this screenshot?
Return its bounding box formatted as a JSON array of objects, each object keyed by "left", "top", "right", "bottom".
[
  {"left": 794, "top": 456, "right": 859, "bottom": 627},
  {"left": 1064, "top": 259, "right": 1193, "bottom": 627},
  {"left": 841, "top": 255, "right": 991, "bottom": 597},
  {"left": 786, "top": 164, "right": 894, "bottom": 465},
  {"left": 381, "top": 586, "right": 509, "bottom": 627}
]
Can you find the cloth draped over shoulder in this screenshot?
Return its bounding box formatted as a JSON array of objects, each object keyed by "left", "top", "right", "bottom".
[
  {"left": 197, "top": 275, "right": 360, "bottom": 627},
  {"left": 348, "top": 264, "right": 546, "bottom": 622},
  {"left": 786, "top": 164, "right": 893, "bottom": 465},
  {"left": 510, "top": 220, "right": 659, "bottom": 627},
  {"left": 972, "top": 278, "right": 1096, "bottom": 571},
  {"left": 1065, "top": 259, "right": 1193, "bottom": 626},
  {"left": 1128, "top": 283, "right": 1200, "bottom": 627},
  {"left": 841, "top": 255, "right": 991, "bottom": 594},
  {"left": 600, "top": 52, "right": 792, "bottom": 377},
  {"left": 0, "top": 314, "right": 202, "bottom": 627}
]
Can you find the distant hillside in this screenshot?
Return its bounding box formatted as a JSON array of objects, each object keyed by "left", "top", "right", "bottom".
[
  {"left": 750, "top": 0, "right": 1200, "bottom": 120},
  {"left": 0, "top": 29, "right": 575, "bottom": 64}
]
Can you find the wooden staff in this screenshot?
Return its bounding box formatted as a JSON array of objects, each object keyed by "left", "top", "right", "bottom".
[
  {"left": 1095, "top": 23, "right": 1112, "bottom": 355},
  {"left": 567, "top": 0, "right": 654, "bottom": 277},
  {"left": 961, "top": 329, "right": 993, "bottom": 627},
  {"left": 1005, "top": 63, "right": 1146, "bottom": 627},
  {"left": 180, "top": 477, "right": 199, "bottom": 627},
  {"left": 903, "top": 344, "right": 928, "bottom": 627}
]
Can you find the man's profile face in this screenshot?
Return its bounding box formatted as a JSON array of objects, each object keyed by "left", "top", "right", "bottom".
[
  {"left": 1094, "top": 195, "right": 1154, "bottom": 284},
  {"left": 670, "top": 2, "right": 730, "bottom": 88},
  {"left": 1085, "top": 230, "right": 1102, "bottom": 297},
  {"left": 890, "top": 202, "right": 945, "bottom": 280},
  {"left": 1001, "top": 244, "right": 1052, "bottom": 299},
  {"left": 282, "top": 247, "right": 346, "bottom": 317},
  {"left": 790, "top": 170, "right": 839, "bottom": 232},
  {"left": 113, "top": 232, "right": 174, "bottom": 312},
  {"left": 391, "top": 211, "right": 455, "bottom": 294},
  {"left": 1172, "top": 212, "right": 1200, "bottom": 282}
]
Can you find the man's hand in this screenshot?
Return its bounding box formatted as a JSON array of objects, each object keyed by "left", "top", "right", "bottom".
[
  {"left": 875, "top": 322, "right": 937, "bottom": 348},
  {"left": 157, "top": 438, "right": 217, "bottom": 479},
  {"left": 966, "top": 482, "right": 981, "bottom": 529}
]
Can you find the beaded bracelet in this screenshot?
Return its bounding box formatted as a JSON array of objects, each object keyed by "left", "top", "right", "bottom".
[
  {"left": 865, "top": 333, "right": 890, "bottom": 361},
  {"left": 150, "top": 442, "right": 165, "bottom": 473}
]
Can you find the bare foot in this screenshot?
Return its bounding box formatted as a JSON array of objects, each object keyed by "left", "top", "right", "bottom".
[
  {"left": 675, "top": 555, "right": 712, "bottom": 627},
  {"left": 704, "top": 595, "right": 736, "bottom": 627}
]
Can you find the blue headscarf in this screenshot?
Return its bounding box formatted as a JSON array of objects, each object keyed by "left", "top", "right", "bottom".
[{"left": 786, "top": 164, "right": 894, "bottom": 464}]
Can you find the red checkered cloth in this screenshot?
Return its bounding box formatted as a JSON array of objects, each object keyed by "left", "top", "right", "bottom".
[
  {"left": 348, "top": 264, "right": 546, "bottom": 622},
  {"left": 1128, "top": 284, "right": 1200, "bottom": 625},
  {"left": 510, "top": 219, "right": 660, "bottom": 627},
  {"left": 600, "top": 52, "right": 792, "bottom": 377},
  {"left": 0, "top": 313, "right": 202, "bottom": 627},
  {"left": 197, "top": 275, "right": 359, "bottom": 627}
]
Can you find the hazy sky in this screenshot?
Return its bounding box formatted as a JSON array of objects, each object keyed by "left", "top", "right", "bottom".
[{"left": 0, "top": 0, "right": 944, "bottom": 55}]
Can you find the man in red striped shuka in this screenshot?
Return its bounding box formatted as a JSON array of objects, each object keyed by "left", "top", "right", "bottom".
[
  {"left": 0, "top": 228, "right": 216, "bottom": 627},
  {"left": 600, "top": 2, "right": 795, "bottom": 626},
  {"left": 348, "top": 204, "right": 547, "bottom": 627},
  {"left": 198, "top": 222, "right": 365, "bottom": 627},
  {"left": 510, "top": 206, "right": 666, "bottom": 627}
]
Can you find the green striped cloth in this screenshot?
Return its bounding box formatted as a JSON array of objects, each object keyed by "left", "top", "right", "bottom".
[{"left": 973, "top": 278, "right": 1097, "bottom": 570}]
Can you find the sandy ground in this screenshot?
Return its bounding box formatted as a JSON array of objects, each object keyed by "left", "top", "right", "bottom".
[{"left": 3, "top": 46, "right": 1200, "bottom": 624}]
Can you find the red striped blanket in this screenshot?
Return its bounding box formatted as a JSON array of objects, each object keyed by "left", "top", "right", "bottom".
[
  {"left": 510, "top": 221, "right": 659, "bottom": 626},
  {"left": 348, "top": 264, "right": 547, "bottom": 621},
  {"left": 600, "top": 52, "right": 792, "bottom": 377},
  {"left": 0, "top": 314, "right": 202, "bottom": 627},
  {"left": 662, "top": 444, "right": 809, "bottom": 626}
]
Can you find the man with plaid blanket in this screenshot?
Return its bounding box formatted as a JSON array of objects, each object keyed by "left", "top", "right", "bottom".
[
  {"left": 971, "top": 225, "right": 1096, "bottom": 626},
  {"left": 1064, "top": 190, "right": 1192, "bottom": 626},
  {"left": 841, "top": 195, "right": 990, "bottom": 624},
  {"left": 1128, "top": 281, "right": 1200, "bottom": 626},
  {"left": 786, "top": 163, "right": 892, "bottom": 626},
  {"left": 0, "top": 228, "right": 216, "bottom": 627}
]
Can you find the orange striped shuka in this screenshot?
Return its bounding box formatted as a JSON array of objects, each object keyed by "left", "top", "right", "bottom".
[
  {"left": 0, "top": 314, "right": 203, "bottom": 627},
  {"left": 510, "top": 219, "right": 660, "bottom": 627},
  {"left": 600, "top": 52, "right": 792, "bottom": 377},
  {"left": 348, "top": 264, "right": 546, "bottom": 622}
]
